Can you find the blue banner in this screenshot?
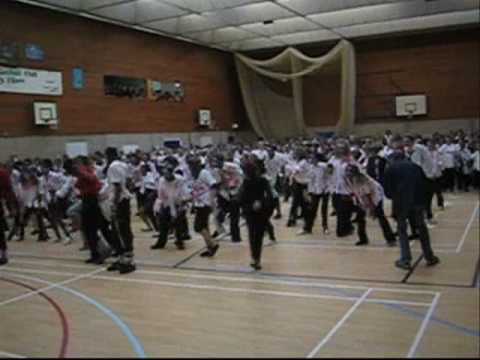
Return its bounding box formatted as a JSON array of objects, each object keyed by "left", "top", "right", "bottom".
[
  {"left": 73, "top": 68, "right": 85, "bottom": 90},
  {"left": 25, "top": 44, "right": 45, "bottom": 61}
]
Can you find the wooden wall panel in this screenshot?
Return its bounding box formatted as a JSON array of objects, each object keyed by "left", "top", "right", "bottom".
[{"left": 0, "top": 1, "right": 247, "bottom": 137}]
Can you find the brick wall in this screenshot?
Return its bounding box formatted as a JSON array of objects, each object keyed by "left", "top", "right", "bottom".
[{"left": 0, "top": 1, "right": 247, "bottom": 138}]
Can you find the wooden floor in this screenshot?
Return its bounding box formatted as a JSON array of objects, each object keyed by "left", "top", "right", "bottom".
[{"left": 0, "top": 193, "right": 478, "bottom": 358}]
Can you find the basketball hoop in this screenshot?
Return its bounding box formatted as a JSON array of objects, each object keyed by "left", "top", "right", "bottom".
[
  {"left": 405, "top": 103, "right": 417, "bottom": 120},
  {"left": 49, "top": 122, "right": 59, "bottom": 130}
]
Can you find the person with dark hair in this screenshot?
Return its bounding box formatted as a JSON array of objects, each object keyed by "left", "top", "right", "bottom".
[
  {"left": 71, "top": 157, "right": 108, "bottom": 265},
  {"left": 0, "top": 164, "right": 18, "bottom": 265},
  {"left": 238, "top": 158, "right": 274, "bottom": 270},
  {"left": 187, "top": 156, "right": 220, "bottom": 258},
  {"left": 300, "top": 152, "right": 332, "bottom": 235},
  {"left": 384, "top": 137, "right": 440, "bottom": 270},
  {"left": 345, "top": 164, "right": 396, "bottom": 246},
  {"left": 105, "top": 147, "right": 136, "bottom": 274},
  {"left": 151, "top": 163, "right": 189, "bottom": 250}
]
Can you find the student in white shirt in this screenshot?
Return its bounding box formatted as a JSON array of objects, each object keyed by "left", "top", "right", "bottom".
[
  {"left": 287, "top": 149, "right": 310, "bottom": 227},
  {"left": 187, "top": 156, "right": 220, "bottom": 257},
  {"left": 300, "top": 153, "right": 332, "bottom": 235},
  {"left": 151, "top": 164, "right": 189, "bottom": 250},
  {"left": 439, "top": 137, "right": 459, "bottom": 192},
  {"left": 105, "top": 147, "right": 136, "bottom": 274}
]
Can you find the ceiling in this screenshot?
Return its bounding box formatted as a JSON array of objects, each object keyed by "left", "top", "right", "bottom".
[{"left": 12, "top": 0, "right": 480, "bottom": 52}]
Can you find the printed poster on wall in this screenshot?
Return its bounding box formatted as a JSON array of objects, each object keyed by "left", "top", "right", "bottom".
[{"left": 0, "top": 66, "right": 63, "bottom": 96}]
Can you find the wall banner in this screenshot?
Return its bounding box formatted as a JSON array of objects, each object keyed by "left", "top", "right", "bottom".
[{"left": 0, "top": 66, "right": 63, "bottom": 96}]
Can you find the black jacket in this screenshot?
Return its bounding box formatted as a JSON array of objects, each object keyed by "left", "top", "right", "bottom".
[
  {"left": 366, "top": 155, "right": 386, "bottom": 186},
  {"left": 384, "top": 153, "right": 427, "bottom": 217},
  {"left": 238, "top": 176, "right": 273, "bottom": 216}
]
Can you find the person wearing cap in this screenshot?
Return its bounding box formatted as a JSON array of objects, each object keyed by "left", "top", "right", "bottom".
[
  {"left": 104, "top": 147, "right": 136, "bottom": 274},
  {"left": 384, "top": 136, "right": 440, "bottom": 270}
]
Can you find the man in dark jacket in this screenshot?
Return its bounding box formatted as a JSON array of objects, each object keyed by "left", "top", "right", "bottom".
[
  {"left": 0, "top": 165, "right": 18, "bottom": 265},
  {"left": 384, "top": 136, "right": 440, "bottom": 270}
]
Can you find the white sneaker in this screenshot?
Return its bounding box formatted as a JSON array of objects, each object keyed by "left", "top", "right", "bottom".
[
  {"left": 297, "top": 230, "right": 310, "bottom": 236},
  {"left": 323, "top": 229, "right": 330, "bottom": 235},
  {"left": 427, "top": 219, "right": 438, "bottom": 225},
  {"left": 427, "top": 223, "right": 435, "bottom": 229}
]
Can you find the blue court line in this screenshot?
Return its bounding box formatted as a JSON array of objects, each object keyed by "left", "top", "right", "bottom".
[{"left": 3, "top": 272, "right": 147, "bottom": 358}]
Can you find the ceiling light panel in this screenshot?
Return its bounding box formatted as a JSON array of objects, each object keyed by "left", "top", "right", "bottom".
[
  {"left": 271, "top": 29, "right": 340, "bottom": 46},
  {"left": 240, "top": 16, "right": 319, "bottom": 37},
  {"left": 91, "top": 2, "right": 137, "bottom": 23},
  {"left": 158, "top": 0, "right": 265, "bottom": 13},
  {"left": 228, "top": 37, "right": 285, "bottom": 51},
  {"left": 147, "top": 13, "right": 227, "bottom": 33},
  {"left": 186, "top": 27, "right": 260, "bottom": 44},
  {"left": 276, "top": 0, "right": 418, "bottom": 16}
]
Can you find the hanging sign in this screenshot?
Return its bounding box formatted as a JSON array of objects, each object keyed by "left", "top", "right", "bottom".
[
  {"left": 73, "top": 68, "right": 85, "bottom": 89},
  {"left": 0, "top": 41, "right": 19, "bottom": 66},
  {"left": 25, "top": 44, "right": 45, "bottom": 61},
  {"left": 0, "top": 66, "right": 63, "bottom": 96}
]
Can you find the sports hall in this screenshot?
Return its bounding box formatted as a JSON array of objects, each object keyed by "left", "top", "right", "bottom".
[{"left": 0, "top": 0, "right": 479, "bottom": 358}]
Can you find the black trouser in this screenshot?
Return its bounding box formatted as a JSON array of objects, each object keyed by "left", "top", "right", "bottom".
[
  {"left": 216, "top": 196, "right": 241, "bottom": 242},
  {"left": 442, "top": 168, "right": 456, "bottom": 192},
  {"left": 304, "top": 193, "right": 329, "bottom": 233},
  {"left": 457, "top": 171, "right": 471, "bottom": 192},
  {"left": 48, "top": 198, "right": 71, "bottom": 238},
  {"left": 265, "top": 198, "right": 276, "bottom": 240},
  {"left": 334, "top": 194, "right": 354, "bottom": 237},
  {"left": 0, "top": 205, "right": 6, "bottom": 252},
  {"left": 156, "top": 207, "right": 185, "bottom": 248},
  {"left": 473, "top": 170, "right": 480, "bottom": 189},
  {"left": 396, "top": 206, "right": 435, "bottom": 263},
  {"left": 144, "top": 190, "right": 158, "bottom": 231},
  {"left": 110, "top": 199, "right": 134, "bottom": 259},
  {"left": 81, "top": 196, "right": 103, "bottom": 259},
  {"left": 288, "top": 182, "right": 306, "bottom": 224},
  {"left": 426, "top": 178, "right": 444, "bottom": 219},
  {"left": 20, "top": 207, "right": 50, "bottom": 241},
  {"left": 352, "top": 205, "right": 369, "bottom": 243},
  {"left": 374, "top": 202, "right": 396, "bottom": 244},
  {"left": 245, "top": 212, "right": 268, "bottom": 263}
]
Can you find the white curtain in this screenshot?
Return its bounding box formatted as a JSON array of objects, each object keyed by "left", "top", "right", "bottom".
[{"left": 235, "top": 40, "right": 356, "bottom": 140}]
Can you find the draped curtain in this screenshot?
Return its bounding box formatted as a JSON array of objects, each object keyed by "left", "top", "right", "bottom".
[{"left": 235, "top": 40, "right": 356, "bottom": 140}]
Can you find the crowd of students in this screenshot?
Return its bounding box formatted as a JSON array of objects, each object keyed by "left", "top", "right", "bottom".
[{"left": 0, "top": 129, "right": 479, "bottom": 272}]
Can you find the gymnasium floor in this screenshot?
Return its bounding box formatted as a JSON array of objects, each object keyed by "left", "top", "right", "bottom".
[{"left": 1, "top": 193, "right": 478, "bottom": 358}]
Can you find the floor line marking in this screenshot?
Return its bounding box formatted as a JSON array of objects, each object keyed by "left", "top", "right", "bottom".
[
  {"left": 1, "top": 267, "right": 431, "bottom": 307},
  {"left": 4, "top": 272, "right": 147, "bottom": 359},
  {"left": 456, "top": 202, "right": 479, "bottom": 253},
  {"left": 407, "top": 293, "right": 441, "bottom": 358},
  {"left": 271, "top": 243, "right": 457, "bottom": 254},
  {"left": 9, "top": 259, "right": 439, "bottom": 295},
  {"left": 0, "top": 350, "right": 27, "bottom": 358},
  {"left": 307, "top": 288, "right": 373, "bottom": 358},
  {"left": 0, "top": 276, "right": 70, "bottom": 358},
  {"left": 0, "top": 268, "right": 104, "bottom": 307}
]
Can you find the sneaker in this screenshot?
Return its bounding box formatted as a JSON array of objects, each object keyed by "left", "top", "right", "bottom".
[
  {"left": 395, "top": 260, "right": 412, "bottom": 270},
  {"left": 286, "top": 220, "right": 296, "bottom": 227},
  {"left": 200, "top": 244, "right": 220, "bottom": 258},
  {"left": 323, "top": 228, "right": 330, "bottom": 235},
  {"left": 119, "top": 263, "right": 136, "bottom": 275},
  {"left": 0, "top": 257, "right": 8, "bottom": 266},
  {"left": 426, "top": 256, "right": 440, "bottom": 267},
  {"left": 426, "top": 219, "right": 438, "bottom": 226},
  {"left": 297, "top": 229, "right": 311, "bottom": 236},
  {"left": 175, "top": 241, "right": 185, "bottom": 250},
  {"left": 408, "top": 234, "right": 419, "bottom": 241},
  {"left": 386, "top": 241, "right": 397, "bottom": 247},
  {"left": 85, "top": 257, "right": 98, "bottom": 264},
  {"left": 273, "top": 214, "right": 282, "bottom": 220}
]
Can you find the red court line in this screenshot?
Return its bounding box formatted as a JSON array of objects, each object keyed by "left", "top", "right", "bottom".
[{"left": 0, "top": 277, "right": 70, "bottom": 358}]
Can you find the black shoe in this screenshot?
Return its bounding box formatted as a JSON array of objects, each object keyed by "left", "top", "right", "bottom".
[
  {"left": 111, "top": 251, "right": 120, "bottom": 258},
  {"left": 180, "top": 234, "right": 192, "bottom": 241},
  {"left": 85, "top": 257, "right": 98, "bottom": 264},
  {"left": 395, "top": 260, "right": 412, "bottom": 270},
  {"left": 231, "top": 238, "right": 242, "bottom": 243},
  {"left": 426, "top": 256, "right": 440, "bottom": 267},
  {"left": 209, "top": 244, "right": 220, "bottom": 257},
  {"left": 107, "top": 261, "right": 121, "bottom": 272},
  {"left": 212, "top": 231, "right": 220, "bottom": 238},
  {"left": 330, "top": 211, "right": 336, "bottom": 216},
  {"left": 151, "top": 242, "right": 165, "bottom": 250},
  {"left": 175, "top": 241, "right": 185, "bottom": 250},
  {"left": 269, "top": 236, "right": 277, "bottom": 242},
  {"left": 0, "top": 257, "right": 8, "bottom": 266},
  {"left": 351, "top": 217, "right": 359, "bottom": 224},
  {"left": 200, "top": 244, "right": 219, "bottom": 258},
  {"left": 387, "top": 241, "right": 397, "bottom": 247},
  {"left": 286, "top": 220, "right": 296, "bottom": 227},
  {"left": 273, "top": 214, "right": 282, "bottom": 220},
  {"left": 119, "top": 263, "right": 136, "bottom": 275},
  {"left": 355, "top": 240, "right": 369, "bottom": 246}
]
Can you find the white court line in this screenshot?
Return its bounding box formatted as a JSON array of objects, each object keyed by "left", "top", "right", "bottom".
[
  {"left": 9, "top": 259, "right": 438, "bottom": 296},
  {"left": 407, "top": 293, "right": 441, "bottom": 358},
  {"left": 0, "top": 267, "right": 105, "bottom": 307},
  {"left": 455, "top": 202, "right": 479, "bottom": 253},
  {"left": 273, "top": 243, "right": 457, "bottom": 254},
  {"left": 0, "top": 350, "right": 26, "bottom": 358},
  {"left": 1, "top": 267, "right": 431, "bottom": 308},
  {"left": 307, "top": 288, "right": 373, "bottom": 358}
]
